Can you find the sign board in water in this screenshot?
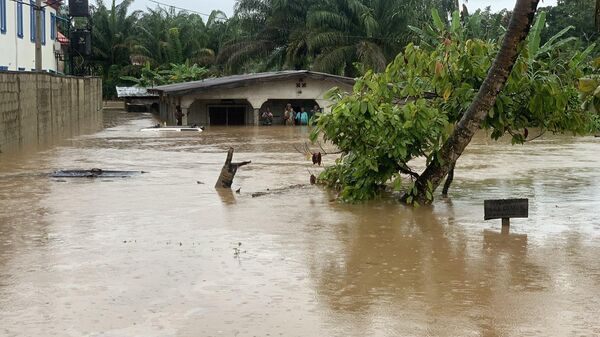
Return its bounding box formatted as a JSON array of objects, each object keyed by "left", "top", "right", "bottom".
[{"left": 484, "top": 199, "right": 528, "bottom": 220}]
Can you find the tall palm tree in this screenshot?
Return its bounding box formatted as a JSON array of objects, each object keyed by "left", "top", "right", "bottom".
[
  {"left": 217, "top": 0, "right": 317, "bottom": 73},
  {"left": 306, "top": 0, "right": 456, "bottom": 76},
  {"left": 91, "top": 0, "right": 141, "bottom": 73},
  {"left": 306, "top": 0, "right": 398, "bottom": 75},
  {"left": 132, "top": 7, "right": 216, "bottom": 66},
  {"left": 596, "top": 0, "right": 600, "bottom": 29}
]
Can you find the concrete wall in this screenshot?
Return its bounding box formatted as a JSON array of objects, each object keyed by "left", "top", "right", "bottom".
[
  {"left": 0, "top": 1, "right": 59, "bottom": 72},
  {"left": 0, "top": 71, "right": 102, "bottom": 153}
]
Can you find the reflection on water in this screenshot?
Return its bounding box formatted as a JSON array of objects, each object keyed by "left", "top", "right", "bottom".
[{"left": 1, "top": 111, "right": 600, "bottom": 336}]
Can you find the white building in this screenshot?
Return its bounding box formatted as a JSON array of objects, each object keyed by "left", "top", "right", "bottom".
[
  {"left": 149, "top": 71, "right": 356, "bottom": 126},
  {"left": 0, "top": 0, "right": 61, "bottom": 72}
]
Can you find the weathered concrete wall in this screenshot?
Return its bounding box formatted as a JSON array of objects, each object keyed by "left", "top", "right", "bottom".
[{"left": 0, "top": 72, "right": 102, "bottom": 154}]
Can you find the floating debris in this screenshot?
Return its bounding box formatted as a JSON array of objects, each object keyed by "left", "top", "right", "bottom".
[{"left": 50, "top": 168, "right": 146, "bottom": 178}]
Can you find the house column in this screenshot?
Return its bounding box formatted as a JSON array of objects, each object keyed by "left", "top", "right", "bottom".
[
  {"left": 253, "top": 108, "right": 260, "bottom": 125},
  {"left": 248, "top": 98, "right": 267, "bottom": 126},
  {"left": 315, "top": 99, "right": 331, "bottom": 113},
  {"left": 181, "top": 97, "right": 196, "bottom": 126},
  {"left": 182, "top": 107, "right": 189, "bottom": 126}
]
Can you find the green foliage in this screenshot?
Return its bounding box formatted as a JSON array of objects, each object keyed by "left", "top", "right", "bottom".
[
  {"left": 541, "top": 0, "right": 599, "bottom": 49},
  {"left": 312, "top": 10, "right": 597, "bottom": 202},
  {"left": 577, "top": 56, "right": 600, "bottom": 132},
  {"left": 310, "top": 72, "right": 448, "bottom": 201},
  {"left": 83, "top": 0, "right": 600, "bottom": 101},
  {"left": 219, "top": 0, "right": 458, "bottom": 76},
  {"left": 120, "top": 62, "right": 210, "bottom": 87},
  {"left": 90, "top": 0, "right": 141, "bottom": 76}
]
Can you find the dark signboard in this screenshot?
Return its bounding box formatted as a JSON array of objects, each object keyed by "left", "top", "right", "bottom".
[
  {"left": 69, "top": 0, "right": 90, "bottom": 17},
  {"left": 71, "top": 30, "right": 92, "bottom": 56},
  {"left": 484, "top": 199, "right": 528, "bottom": 220}
]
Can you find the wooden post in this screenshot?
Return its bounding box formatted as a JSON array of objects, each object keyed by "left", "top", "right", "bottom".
[
  {"left": 501, "top": 218, "right": 510, "bottom": 234},
  {"left": 215, "top": 148, "right": 251, "bottom": 188}
]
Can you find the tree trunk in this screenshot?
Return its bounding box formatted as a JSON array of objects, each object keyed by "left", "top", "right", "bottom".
[
  {"left": 595, "top": 0, "right": 600, "bottom": 30},
  {"left": 215, "top": 148, "right": 251, "bottom": 188},
  {"left": 441, "top": 163, "right": 455, "bottom": 197},
  {"left": 405, "top": 0, "right": 541, "bottom": 204}
]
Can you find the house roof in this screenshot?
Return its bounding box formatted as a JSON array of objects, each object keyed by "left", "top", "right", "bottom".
[{"left": 148, "top": 70, "right": 355, "bottom": 96}]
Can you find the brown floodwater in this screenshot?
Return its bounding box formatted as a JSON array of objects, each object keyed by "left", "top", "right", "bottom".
[{"left": 1, "top": 110, "right": 600, "bottom": 337}]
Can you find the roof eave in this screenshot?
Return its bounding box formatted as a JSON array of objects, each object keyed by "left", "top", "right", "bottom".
[{"left": 148, "top": 71, "right": 355, "bottom": 96}]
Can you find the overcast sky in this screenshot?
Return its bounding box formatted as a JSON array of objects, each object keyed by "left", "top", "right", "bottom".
[{"left": 128, "top": 0, "right": 559, "bottom": 18}]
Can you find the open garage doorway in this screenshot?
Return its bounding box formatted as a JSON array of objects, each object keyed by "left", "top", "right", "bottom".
[{"left": 208, "top": 106, "right": 247, "bottom": 125}]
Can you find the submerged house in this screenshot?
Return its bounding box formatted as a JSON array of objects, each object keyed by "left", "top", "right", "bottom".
[{"left": 148, "top": 70, "right": 355, "bottom": 126}]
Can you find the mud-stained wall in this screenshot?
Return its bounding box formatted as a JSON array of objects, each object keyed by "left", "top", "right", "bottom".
[{"left": 0, "top": 72, "right": 103, "bottom": 154}]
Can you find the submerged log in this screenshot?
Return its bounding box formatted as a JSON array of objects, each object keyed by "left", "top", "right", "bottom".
[
  {"left": 50, "top": 169, "right": 145, "bottom": 178},
  {"left": 251, "top": 184, "right": 307, "bottom": 198},
  {"left": 215, "top": 148, "right": 251, "bottom": 188}
]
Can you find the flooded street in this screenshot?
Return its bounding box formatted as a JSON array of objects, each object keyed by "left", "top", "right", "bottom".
[{"left": 1, "top": 110, "right": 600, "bottom": 337}]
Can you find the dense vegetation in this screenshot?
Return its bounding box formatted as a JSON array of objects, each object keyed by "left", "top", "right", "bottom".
[
  {"left": 311, "top": 8, "right": 598, "bottom": 203},
  {"left": 81, "top": 0, "right": 599, "bottom": 203},
  {"left": 80, "top": 0, "right": 600, "bottom": 97}
]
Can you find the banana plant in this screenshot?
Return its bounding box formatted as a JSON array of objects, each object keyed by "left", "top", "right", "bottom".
[{"left": 527, "top": 11, "right": 577, "bottom": 62}]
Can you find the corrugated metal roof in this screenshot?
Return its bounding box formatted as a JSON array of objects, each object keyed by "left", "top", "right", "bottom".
[
  {"left": 147, "top": 70, "right": 355, "bottom": 96},
  {"left": 116, "top": 86, "right": 159, "bottom": 98}
]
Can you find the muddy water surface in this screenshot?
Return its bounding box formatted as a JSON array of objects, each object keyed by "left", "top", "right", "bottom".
[{"left": 1, "top": 111, "right": 600, "bottom": 337}]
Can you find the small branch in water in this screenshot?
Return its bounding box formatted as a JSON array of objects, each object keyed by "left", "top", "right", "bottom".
[
  {"left": 215, "top": 147, "right": 251, "bottom": 188},
  {"left": 292, "top": 142, "right": 343, "bottom": 160},
  {"left": 526, "top": 129, "right": 546, "bottom": 142},
  {"left": 398, "top": 164, "right": 419, "bottom": 179}
]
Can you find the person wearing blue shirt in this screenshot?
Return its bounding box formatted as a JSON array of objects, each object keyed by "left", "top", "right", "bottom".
[{"left": 299, "top": 107, "right": 309, "bottom": 125}]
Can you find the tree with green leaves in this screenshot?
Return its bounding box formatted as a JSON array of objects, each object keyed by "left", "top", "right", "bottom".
[
  {"left": 89, "top": 0, "right": 142, "bottom": 97},
  {"left": 217, "top": 0, "right": 317, "bottom": 73},
  {"left": 306, "top": 0, "right": 408, "bottom": 75},
  {"left": 132, "top": 7, "right": 223, "bottom": 67},
  {"left": 541, "top": 0, "right": 599, "bottom": 47},
  {"left": 90, "top": 0, "right": 141, "bottom": 73},
  {"left": 311, "top": 2, "right": 597, "bottom": 204},
  {"left": 120, "top": 62, "right": 210, "bottom": 87}
]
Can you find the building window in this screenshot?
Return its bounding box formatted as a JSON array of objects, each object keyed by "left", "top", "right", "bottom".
[
  {"left": 50, "top": 12, "right": 55, "bottom": 40},
  {"left": 1, "top": 0, "right": 7, "bottom": 34},
  {"left": 30, "top": 0, "right": 35, "bottom": 42},
  {"left": 17, "top": 2, "right": 23, "bottom": 38}
]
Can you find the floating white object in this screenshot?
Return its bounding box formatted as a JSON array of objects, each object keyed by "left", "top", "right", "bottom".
[{"left": 141, "top": 126, "right": 204, "bottom": 133}]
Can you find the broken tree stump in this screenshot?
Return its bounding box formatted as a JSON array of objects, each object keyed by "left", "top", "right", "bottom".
[{"left": 215, "top": 147, "right": 251, "bottom": 188}]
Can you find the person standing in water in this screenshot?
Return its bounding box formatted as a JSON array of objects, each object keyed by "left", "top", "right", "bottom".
[
  {"left": 310, "top": 105, "right": 321, "bottom": 124},
  {"left": 299, "top": 107, "right": 309, "bottom": 125},
  {"left": 262, "top": 107, "right": 274, "bottom": 125},
  {"left": 283, "top": 103, "right": 294, "bottom": 126},
  {"left": 175, "top": 105, "right": 184, "bottom": 126}
]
